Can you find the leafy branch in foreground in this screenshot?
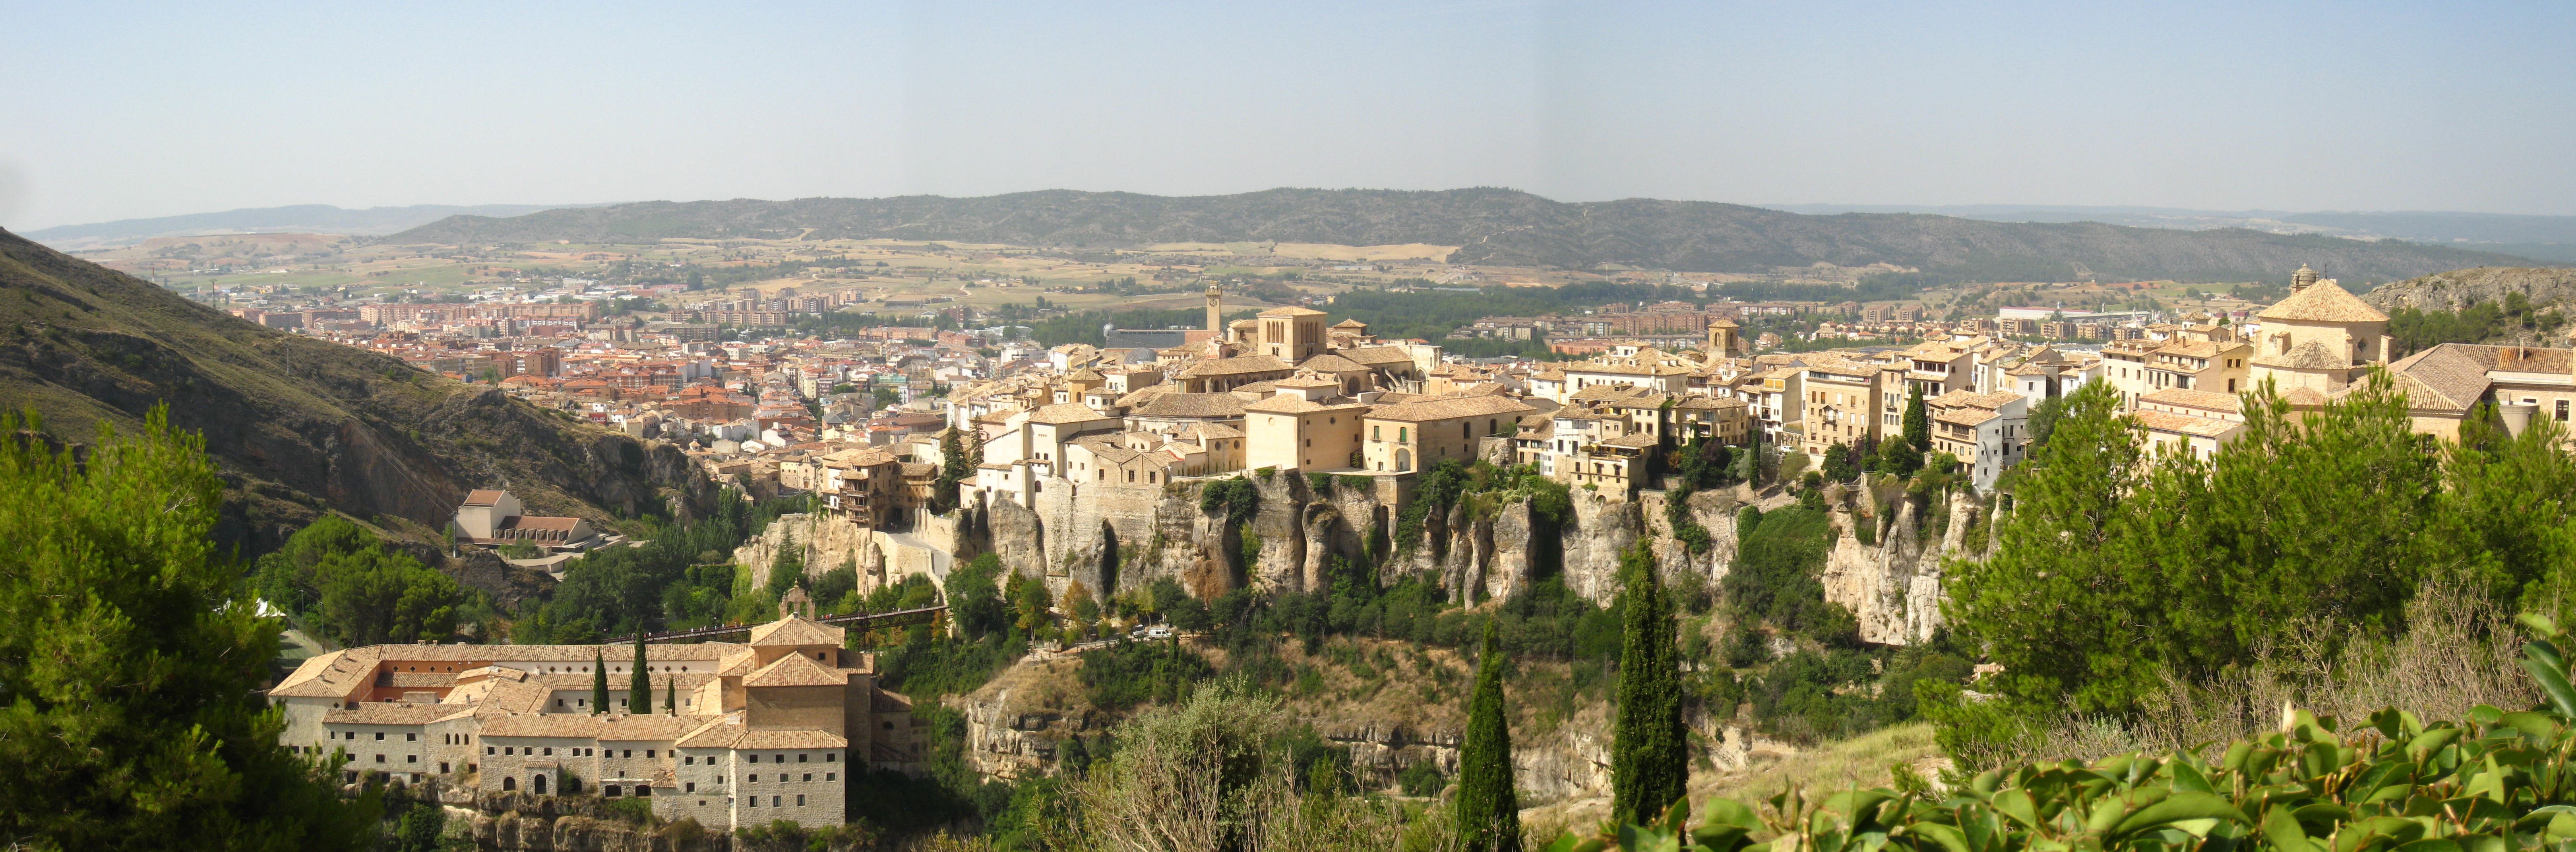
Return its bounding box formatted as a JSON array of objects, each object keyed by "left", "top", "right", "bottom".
[{"left": 1545, "top": 611, "right": 2576, "bottom": 852}]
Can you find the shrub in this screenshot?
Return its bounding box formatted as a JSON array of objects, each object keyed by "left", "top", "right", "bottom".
[
  {"left": 1548, "top": 612, "right": 2576, "bottom": 852},
  {"left": 1397, "top": 760, "right": 1447, "bottom": 797}
]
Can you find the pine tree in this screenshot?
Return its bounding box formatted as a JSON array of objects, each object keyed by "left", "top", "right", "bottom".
[
  {"left": 1610, "top": 541, "right": 1687, "bottom": 825},
  {"left": 0, "top": 408, "right": 378, "bottom": 849},
  {"left": 1455, "top": 621, "right": 1522, "bottom": 852},
  {"left": 629, "top": 634, "right": 651, "bottom": 715},
  {"left": 591, "top": 650, "right": 609, "bottom": 715}
]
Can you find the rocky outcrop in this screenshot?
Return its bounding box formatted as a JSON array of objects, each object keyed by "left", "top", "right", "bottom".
[
  {"left": 1820, "top": 489, "right": 1982, "bottom": 645},
  {"left": 2363, "top": 266, "right": 2576, "bottom": 315}
]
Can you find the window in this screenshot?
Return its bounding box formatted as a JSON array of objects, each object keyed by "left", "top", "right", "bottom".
[
  {"left": 407, "top": 755, "right": 418, "bottom": 763},
  {"left": 796, "top": 795, "right": 805, "bottom": 806},
  {"left": 686, "top": 782, "right": 696, "bottom": 793},
  {"left": 773, "top": 754, "right": 784, "bottom": 763},
  {"left": 374, "top": 732, "right": 385, "bottom": 741},
  {"left": 826, "top": 772, "right": 836, "bottom": 781},
  {"left": 802, "top": 773, "right": 812, "bottom": 782},
  {"left": 544, "top": 748, "right": 553, "bottom": 756},
  {"left": 797, "top": 753, "right": 808, "bottom": 763},
  {"left": 748, "top": 796, "right": 758, "bottom": 808},
  {"left": 685, "top": 756, "right": 694, "bottom": 765},
  {"left": 773, "top": 796, "right": 782, "bottom": 807},
  {"left": 748, "top": 754, "right": 759, "bottom": 763},
  {"left": 375, "top": 754, "right": 385, "bottom": 763},
  {"left": 2560, "top": 400, "right": 2570, "bottom": 422},
  {"left": 647, "top": 749, "right": 655, "bottom": 758},
  {"left": 405, "top": 733, "right": 417, "bottom": 741},
  {"left": 749, "top": 774, "right": 759, "bottom": 782}
]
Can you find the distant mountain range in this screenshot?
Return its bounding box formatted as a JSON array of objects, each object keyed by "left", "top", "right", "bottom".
[
  {"left": 24, "top": 203, "right": 615, "bottom": 249},
  {"left": 1770, "top": 204, "right": 2576, "bottom": 262},
  {"left": 385, "top": 188, "right": 2549, "bottom": 284}
]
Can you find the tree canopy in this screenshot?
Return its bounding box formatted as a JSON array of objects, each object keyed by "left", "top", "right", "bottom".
[{"left": 0, "top": 408, "right": 378, "bottom": 849}]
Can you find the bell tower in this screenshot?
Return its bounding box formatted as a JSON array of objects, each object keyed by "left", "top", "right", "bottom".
[
  {"left": 1706, "top": 318, "right": 1743, "bottom": 357},
  {"left": 1205, "top": 283, "right": 1223, "bottom": 333}
]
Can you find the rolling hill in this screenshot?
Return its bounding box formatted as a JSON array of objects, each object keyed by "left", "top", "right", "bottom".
[
  {"left": 23, "top": 202, "right": 611, "bottom": 249},
  {"left": 389, "top": 188, "right": 2547, "bottom": 283},
  {"left": 0, "top": 227, "right": 710, "bottom": 557}
]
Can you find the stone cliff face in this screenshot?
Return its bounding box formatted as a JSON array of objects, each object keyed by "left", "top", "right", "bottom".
[
  {"left": 2362, "top": 266, "right": 2576, "bottom": 314},
  {"left": 975, "top": 472, "right": 1781, "bottom": 610},
  {"left": 1820, "top": 488, "right": 1985, "bottom": 646}
]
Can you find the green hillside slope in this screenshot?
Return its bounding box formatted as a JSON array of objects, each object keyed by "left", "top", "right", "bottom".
[
  {"left": 390, "top": 188, "right": 2546, "bottom": 283},
  {"left": 0, "top": 227, "right": 710, "bottom": 555}
]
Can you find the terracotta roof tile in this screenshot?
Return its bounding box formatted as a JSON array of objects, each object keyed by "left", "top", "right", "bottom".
[
  {"left": 748, "top": 616, "right": 844, "bottom": 648},
  {"left": 1363, "top": 394, "right": 1536, "bottom": 423},
  {"left": 744, "top": 652, "right": 854, "bottom": 688},
  {"left": 2258, "top": 281, "right": 2389, "bottom": 324}
]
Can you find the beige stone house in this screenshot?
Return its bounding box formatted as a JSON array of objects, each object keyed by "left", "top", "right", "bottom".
[{"left": 1362, "top": 394, "right": 1536, "bottom": 474}]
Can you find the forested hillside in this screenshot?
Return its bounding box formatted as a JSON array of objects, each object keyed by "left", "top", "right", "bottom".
[
  {"left": 0, "top": 227, "right": 711, "bottom": 554},
  {"left": 387, "top": 188, "right": 2540, "bottom": 283}
]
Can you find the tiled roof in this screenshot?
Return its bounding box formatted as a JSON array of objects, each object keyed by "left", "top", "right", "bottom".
[
  {"left": 748, "top": 616, "right": 844, "bottom": 648},
  {"left": 2490, "top": 345, "right": 2576, "bottom": 375},
  {"left": 464, "top": 489, "right": 509, "bottom": 506},
  {"left": 2139, "top": 388, "right": 2242, "bottom": 413},
  {"left": 744, "top": 652, "right": 852, "bottom": 688},
  {"left": 1297, "top": 353, "right": 1366, "bottom": 373},
  {"left": 1024, "top": 402, "right": 1115, "bottom": 425},
  {"left": 2134, "top": 409, "right": 2240, "bottom": 438},
  {"left": 497, "top": 515, "right": 585, "bottom": 533},
  {"left": 1132, "top": 393, "right": 1247, "bottom": 419},
  {"left": 598, "top": 713, "right": 719, "bottom": 742},
  {"left": 1364, "top": 394, "right": 1536, "bottom": 423},
  {"left": 1257, "top": 306, "right": 1328, "bottom": 318},
  {"left": 1183, "top": 355, "right": 1294, "bottom": 377},
  {"left": 1337, "top": 347, "right": 1416, "bottom": 367},
  {"left": 1242, "top": 396, "right": 1365, "bottom": 415},
  {"left": 1179, "top": 422, "right": 1244, "bottom": 440},
  {"left": 2376, "top": 345, "right": 2492, "bottom": 412},
  {"left": 2258, "top": 281, "right": 2389, "bottom": 324},
  {"left": 323, "top": 703, "right": 473, "bottom": 726}
]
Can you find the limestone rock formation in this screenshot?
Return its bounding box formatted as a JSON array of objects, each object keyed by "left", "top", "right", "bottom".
[
  {"left": 2362, "top": 266, "right": 2576, "bottom": 315},
  {"left": 1819, "top": 489, "right": 1983, "bottom": 645}
]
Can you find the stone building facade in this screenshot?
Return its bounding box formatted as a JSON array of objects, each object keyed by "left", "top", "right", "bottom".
[{"left": 268, "top": 615, "right": 919, "bottom": 831}]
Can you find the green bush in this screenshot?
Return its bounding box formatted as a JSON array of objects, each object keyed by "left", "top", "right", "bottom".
[
  {"left": 1546, "top": 613, "right": 2576, "bottom": 852},
  {"left": 1397, "top": 760, "right": 1447, "bottom": 797}
]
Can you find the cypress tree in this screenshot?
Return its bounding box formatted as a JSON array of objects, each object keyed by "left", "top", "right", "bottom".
[
  {"left": 1455, "top": 621, "right": 1521, "bottom": 852},
  {"left": 629, "top": 634, "right": 651, "bottom": 715},
  {"left": 1902, "top": 382, "right": 1930, "bottom": 452},
  {"left": 664, "top": 673, "right": 678, "bottom": 715},
  {"left": 1610, "top": 542, "right": 1687, "bottom": 825},
  {"left": 591, "top": 649, "right": 609, "bottom": 715}
]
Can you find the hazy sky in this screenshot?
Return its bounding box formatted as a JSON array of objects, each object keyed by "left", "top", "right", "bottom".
[{"left": 5, "top": 1, "right": 2573, "bottom": 229}]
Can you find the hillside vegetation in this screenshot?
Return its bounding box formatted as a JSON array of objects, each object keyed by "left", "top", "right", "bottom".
[
  {"left": 385, "top": 188, "right": 2540, "bottom": 283},
  {"left": 0, "top": 227, "right": 709, "bottom": 555}
]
